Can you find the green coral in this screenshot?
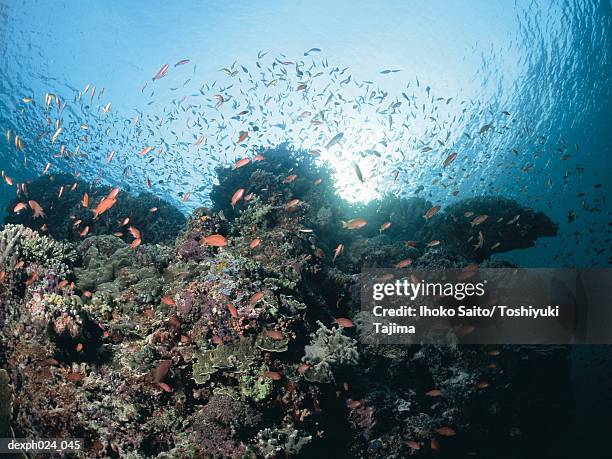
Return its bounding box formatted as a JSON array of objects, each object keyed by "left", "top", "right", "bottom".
[
  {"left": 234, "top": 195, "right": 275, "bottom": 229},
  {"left": 192, "top": 337, "right": 257, "bottom": 384},
  {"left": 75, "top": 235, "right": 169, "bottom": 316},
  {"left": 256, "top": 333, "right": 289, "bottom": 353},
  {"left": 42, "top": 292, "right": 83, "bottom": 311},
  {"left": 238, "top": 370, "right": 273, "bottom": 402},
  {"left": 75, "top": 235, "right": 132, "bottom": 292},
  {"left": 124, "top": 345, "right": 161, "bottom": 373},
  {"left": 252, "top": 425, "right": 312, "bottom": 458},
  {"left": 0, "top": 224, "right": 75, "bottom": 275},
  {"left": 302, "top": 321, "right": 359, "bottom": 383}
]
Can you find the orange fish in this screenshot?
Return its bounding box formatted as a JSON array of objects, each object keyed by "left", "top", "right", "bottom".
[
  {"left": 471, "top": 215, "right": 488, "bottom": 226},
  {"left": 335, "top": 317, "right": 354, "bottom": 328},
  {"left": 24, "top": 272, "right": 39, "bottom": 286},
  {"left": 93, "top": 197, "right": 117, "bottom": 218},
  {"left": 253, "top": 154, "right": 265, "bottom": 161},
  {"left": 13, "top": 202, "right": 27, "bottom": 213},
  {"left": 201, "top": 234, "right": 228, "bottom": 247},
  {"left": 297, "top": 363, "right": 310, "bottom": 375},
  {"left": 406, "top": 441, "right": 421, "bottom": 450},
  {"left": 129, "top": 238, "right": 142, "bottom": 249},
  {"left": 161, "top": 296, "right": 175, "bottom": 306},
  {"left": 380, "top": 222, "right": 392, "bottom": 232},
  {"left": 236, "top": 131, "right": 249, "bottom": 144},
  {"left": 332, "top": 244, "right": 344, "bottom": 262},
  {"left": 263, "top": 371, "right": 282, "bottom": 381},
  {"left": 66, "top": 372, "right": 83, "bottom": 382},
  {"left": 427, "top": 240, "right": 441, "bottom": 247},
  {"left": 28, "top": 200, "right": 45, "bottom": 218},
  {"left": 120, "top": 217, "right": 130, "bottom": 226},
  {"left": 283, "top": 174, "right": 298, "bottom": 183},
  {"left": 395, "top": 258, "right": 413, "bottom": 268},
  {"left": 80, "top": 226, "right": 90, "bottom": 237},
  {"left": 424, "top": 205, "right": 441, "bottom": 219},
  {"left": 3, "top": 175, "right": 13, "bottom": 186},
  {"left": 265, "top": 330, "right": 285, "bottom": 340},
  {"left": 435, "top": 427, "right": 456, "bottom": 437},
  {"left": 128, "top": 226, "right": 141, "bottom": 239},
  {"left": 227, "top": 303, "right": 238, "bottom": 318},
  {"left": 140, "top": 146, "right": 153, "bottom": 157},
  {"left": 426, "top": 389, "right": 443, "bottom": 397},
  {"left": 108, "top": 187, "right": 120, "bottom": 200},
  {"left": 285, "top": 201, "right": 302, "bottom": 215},
  {"left": 231, "top": 188, "right": 245, "bottom": 207},
  {"left": 157, "top": 382, "right": 173, "bottom": 393},
  {"left": 82, "top": 192, "right": 89, "bottom": 208},
  {"left": 249, "top": 291, "right": 264, "bottom": 304},
  {"left": 181, "top": 192, "right": 191, "bottom": 204},
  {"left": 249, "top": 238, "right": 261, "bottom": 249},
  {"left": 234, "top": 157, "right": 250, "bottom": 169},
  {"left": 342, "top": 218, "right": 367, "bottom": 230}
]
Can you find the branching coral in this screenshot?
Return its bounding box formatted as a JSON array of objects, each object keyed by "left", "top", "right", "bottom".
[
  {"left": 252, "top": 425, "right": 313, "bottom": 458},
  {"left": 0, "top": 224, "right": 76, "bottom": 275},
  {"left": 302, "top": 321, "right": 359, "bottom": 383}
]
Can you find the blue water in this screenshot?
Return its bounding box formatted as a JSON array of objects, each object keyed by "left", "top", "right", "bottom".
[{"left": 0, "top": 0, "right": 610, "bottom": 269}]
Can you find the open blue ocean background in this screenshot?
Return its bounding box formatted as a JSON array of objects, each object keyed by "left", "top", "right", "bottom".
[{"left": 0, "top": 1, "right": 611, "bottom": 456}]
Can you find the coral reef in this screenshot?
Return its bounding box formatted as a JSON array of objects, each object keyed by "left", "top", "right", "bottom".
[
  {"left": 4, "top": 173, "right": 186, "bottom": 245},
  {"left": 0, "top": 369, "right": 12, "bottom": 438},
  {"left": 0, "top": 146, "right": 562, "bottom": 457},
  {"left": 302, "top": 322, "right": 359, "bottom": 383}
]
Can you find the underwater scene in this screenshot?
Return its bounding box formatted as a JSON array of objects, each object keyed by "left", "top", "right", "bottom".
[{"left": 0, "top": 0, "right": 611, "bottom": 458}]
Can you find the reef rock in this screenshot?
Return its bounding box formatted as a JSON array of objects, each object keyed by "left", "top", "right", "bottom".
[
  {"left": 0, "top": 146, "right": 561, "bottom": 457},
  {"left": 4, "top": 173, "right": 186, "bottom": 245}
]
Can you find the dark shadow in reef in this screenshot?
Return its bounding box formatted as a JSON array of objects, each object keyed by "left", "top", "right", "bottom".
[{"left": 4, "top": 173, "right": 186, "bottom": 245}]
